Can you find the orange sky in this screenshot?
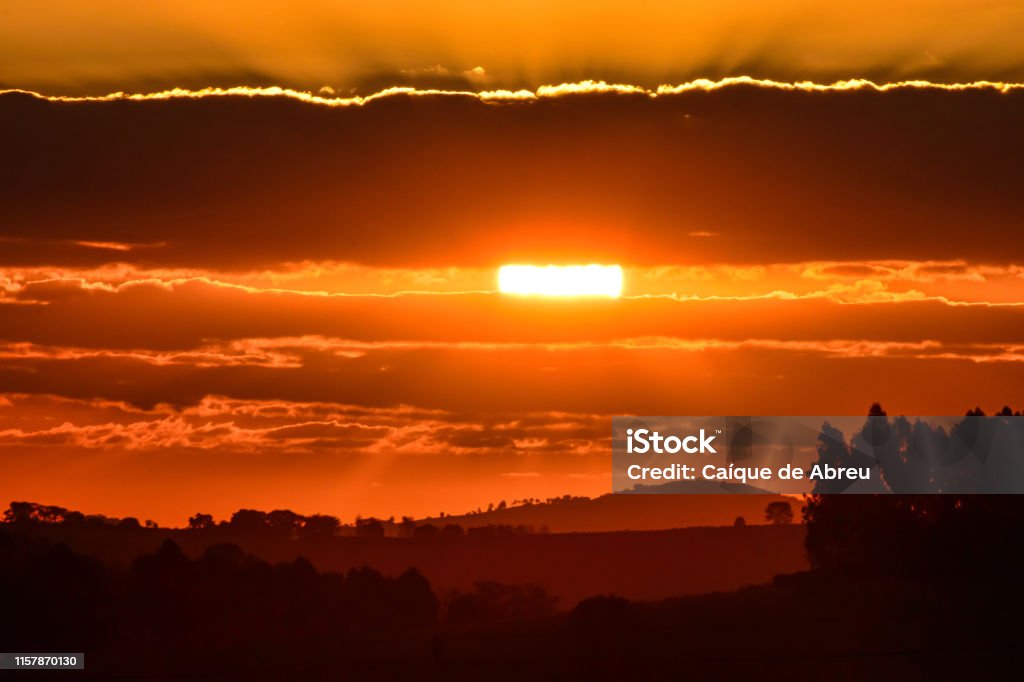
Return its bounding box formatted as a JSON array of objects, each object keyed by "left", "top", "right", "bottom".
[
  {"left": 3, "top": 1, "right": 1024, "bottom": 93},
  {"left": 3, "top": 6, "right": 1024, "bottom": 525}
]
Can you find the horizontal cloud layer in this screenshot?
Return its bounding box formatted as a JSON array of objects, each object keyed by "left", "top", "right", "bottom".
[
  {"left": 2, "top": 278, "right": 1023, "bottom": 349},
  {"left": 4, "top": 85, "right": 1024, "bottom": 269}
]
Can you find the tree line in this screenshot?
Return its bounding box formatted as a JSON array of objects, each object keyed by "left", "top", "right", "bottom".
[
  {"left": 0, "top": 529, "right": 438, "bottom": 675},
  {"left": 3, "top": 502, "right": 546, "bottom": 538}
]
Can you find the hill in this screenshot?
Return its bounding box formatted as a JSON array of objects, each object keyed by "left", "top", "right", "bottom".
[{"left": 418, "top": 482, "right": 796, "bottom": 532}]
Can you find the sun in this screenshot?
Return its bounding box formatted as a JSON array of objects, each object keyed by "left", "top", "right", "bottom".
[{"left": 498, "top": 264, "right": 623, "bottom": 297}]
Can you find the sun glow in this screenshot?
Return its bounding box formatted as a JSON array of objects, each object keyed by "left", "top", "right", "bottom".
[{"left": 498, "top": 264, "right": 623, "bottom": 297}]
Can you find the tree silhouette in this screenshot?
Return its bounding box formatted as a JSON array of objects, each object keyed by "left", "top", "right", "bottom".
[
  {"left": 117, "top": 517, "right": 142, "bottom": 530},
  {"left": 267, "top": 509, "right": 303, "bottom": 536},
  {"left": 301, "top": 514, "right": 340, "bottom": 538},
  {"left": 810, "top": 421, "right": 852, "bottom": 494},
  {"left": 355, "top": 517, "right": 385, "bottom": 537},
  {"left": 0, "top": 529, "right": 440, "bottom": 673},
  {"left": 764, "top": 501, "right": 793, "bottom": 524},
  {"left": 229, "top": 509, "right": 268, "bottom": 532},
  {"left": 446, "top": 581, "right": 558, "bottom": 624},
  {"left": 188, "top": 513, "right": 215, "bottom": 530}
]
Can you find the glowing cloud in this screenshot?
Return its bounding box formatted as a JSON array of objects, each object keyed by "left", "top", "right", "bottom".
[{"left": 4, "top": 77, "right": 1023, "bottom": 110}]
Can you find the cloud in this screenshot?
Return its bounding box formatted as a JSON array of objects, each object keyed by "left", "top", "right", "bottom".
[
  {"left": 0, "top": 393, "right": 609, "bottom": 456},
  {"left": 2, "top": 332, "right": 1024, "bottom": 416},
  {"left": 0, "top": 392, "right": 620, "bottom": 524},
  {"left": 6, "top": 258, "right": 1024, "bottom": 305},
  {"left": 3, "top": 84, "right": 1024, "bottom": 270},
  {"left": 3, "top": 278, "right": 1024, "bottom": 352},
  {"left": 7, "top": 76, "right": 1023, "bottom": 107}
]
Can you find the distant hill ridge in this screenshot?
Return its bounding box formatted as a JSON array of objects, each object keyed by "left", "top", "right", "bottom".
[{"left": 417, "top": 481, "right": 794, "bottom": 533}]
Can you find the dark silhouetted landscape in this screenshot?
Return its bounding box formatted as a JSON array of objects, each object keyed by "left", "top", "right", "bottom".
[{"left": 5, "top": 488, "right": 1024, "bottom": 679}]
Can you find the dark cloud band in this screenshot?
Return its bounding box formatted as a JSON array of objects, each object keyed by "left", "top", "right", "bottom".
[{"left": 4, "top": 84, "right": 1024, "bottom": 269}]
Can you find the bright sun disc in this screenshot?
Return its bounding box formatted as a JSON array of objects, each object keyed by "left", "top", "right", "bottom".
[{"left": 498, "top": 264, "right": 623, "bottom": 297}]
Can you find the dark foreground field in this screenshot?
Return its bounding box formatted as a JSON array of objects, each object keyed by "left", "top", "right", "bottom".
[
  {"left": 5, "top": 495, "right": 1023, "bottom": 680},
  {"left": 2, "top": 527, "right": 1015, "bottom": 682},
  {"left": 429, "top": 571, "right": 1013, "bottom": 682}
]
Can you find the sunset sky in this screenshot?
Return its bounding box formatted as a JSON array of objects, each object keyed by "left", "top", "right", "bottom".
[{"left": 2, "top": 2, "right": 1024, "bottom": 525}]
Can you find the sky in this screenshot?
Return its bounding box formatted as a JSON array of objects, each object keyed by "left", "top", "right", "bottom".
[
  {"left": 2, "top": 3, "right": 1024, "bottom": 525},
  {"left": 3, "top": 1, "right": 1024, "bottom": 93}
]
